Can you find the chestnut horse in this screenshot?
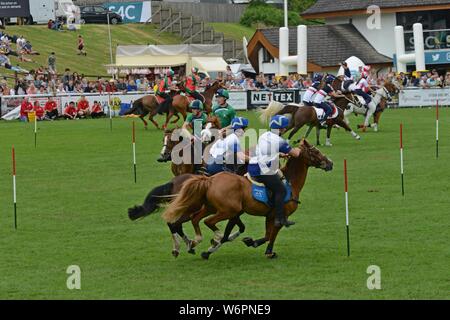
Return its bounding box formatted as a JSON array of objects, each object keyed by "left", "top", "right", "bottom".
[
  {"left": 124, "top": 89, "right": 180, "bottom": 130},
  {"left": 165, "top": 81, "right": 224, "bottom": 129},
  {"left": 259, "top": 101, "right": 361, "bottom": 146},
  {"left": 157, "top": 115, "right": 222, "bottom": 176},
  {"left": 162, "top": 139, "right": 333, "bottom": 259}
]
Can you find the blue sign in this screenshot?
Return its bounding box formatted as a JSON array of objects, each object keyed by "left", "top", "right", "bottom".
[
  {"left": 424, "top": 50, "right": 450, "bottom": 64},
  {"left": 105, "top": 1, "right": 151, "bottom": 23}
]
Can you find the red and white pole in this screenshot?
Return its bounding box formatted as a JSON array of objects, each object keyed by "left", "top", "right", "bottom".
[
  {"left": 132, "top": 121, "right": 137, "bottom": 183},
  {"left": 344, "top": 159, "right": 350, "bottom": 257},
  {"left": 12, "top": 146, "right": 17, "bottom": 229},
  {"left": 436, "top": 100, "right": 439, "bottom": 159},
  {"left": 400, "top": 123, "right": 405, "bottom": 196}
]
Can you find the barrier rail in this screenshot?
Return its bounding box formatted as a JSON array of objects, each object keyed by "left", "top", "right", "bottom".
[{"left": 1, "top": 88, "right": 449, "bottom": 118}]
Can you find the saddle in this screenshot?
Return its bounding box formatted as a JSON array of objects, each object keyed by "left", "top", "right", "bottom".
[
  {"left": 155, "top": 95, "right": 165, "bottom": 104},
  {"left": 245, "top": 172, "right": 292, "bottom": 206},
  {"left": 181, "top": 92, "right": 205, "bottom": 104},
  {"left": 314, "top": 105, "right": 338, "bottom": 121}
]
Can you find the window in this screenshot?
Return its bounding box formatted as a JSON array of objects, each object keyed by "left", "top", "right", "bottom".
[
  {"left": 262, "top": 48, "right": 273, "bottom": 63},
  {"left": 94, "top": 7, "right": 105, "bottom": 13},
  {"left": 82, "top": 7, "right": 93, "bottom": 13}
]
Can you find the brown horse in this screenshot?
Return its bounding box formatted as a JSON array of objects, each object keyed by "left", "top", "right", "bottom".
[
  {"left": 165, "top": 81, "right": 224, "bottom": 129},
  {"left": 157, "top": 115, "right": 222, "bottom": 176},
  {"left": 162, "top": 139, "right": 333, "bottom": 259},
  {"left": 123, "top": 89, "right": 180, "bottom": 130},
  {"left": 259, "top": 100, "right": 361, "bottom": 146}
]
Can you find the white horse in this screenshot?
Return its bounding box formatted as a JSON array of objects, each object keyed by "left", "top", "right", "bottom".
[{"left": 344, "top": 86, "right": 392, "bottom": 132}]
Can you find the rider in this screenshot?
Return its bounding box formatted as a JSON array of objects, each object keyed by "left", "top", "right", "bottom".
[
  {"left": 212, "top": 88, "right": 236, "bottom": 128},
  {"left": 341, "top": 62, "right": 355, "bottom": 92},
  {"left": 302, "top": 74, "right": 323, "bottom": 106},
  {"left": 207, "top": 117, "right": 249, "bottom": 176},
  {"left": 248, "top": 115, "right": 302, "bottom": 228},
  {"left": 313, "top": 74, "right": 342, "bottom": 127},
  {"left": 185, "top": 67, "right": 204, "bottom": 102},
  {"left": 183, "top": 99, "right": 208, "bottom": 138},
  {"left": 351, "top": 71, "right": 377, "bottom": 130},
  {"left": 156, "top": 69, "right": 174, "bottom": 115}
]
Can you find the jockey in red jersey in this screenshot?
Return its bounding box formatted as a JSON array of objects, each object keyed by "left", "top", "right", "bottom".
[
  {"left": 185, "top": 67, "right": 204, "bottom": 102},
  {"left": 156, "top": 69, "right": 174, "bottom": 115}
]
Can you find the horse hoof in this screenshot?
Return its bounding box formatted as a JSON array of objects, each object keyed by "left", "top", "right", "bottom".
[
  {"left": 188, "top": 248, "right": 196, "bottom": 255},
  {"left": 172, "top": 250, "right": 179, "bottom": 258},
  {"left": 356, "top": 135, "right": 361, "bottom": 140},
  {"left": 201, "top": 252, "right": 210, "bottom": 260},
  {"left": 265, "top": 252, "right": 277, "bottom": 259},
  {"left": 242, "top": 237, "right": 255, "bottom": 247}
]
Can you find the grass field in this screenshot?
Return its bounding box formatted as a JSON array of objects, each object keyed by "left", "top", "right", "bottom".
[
  {"left": 207, "top": 23, "right": 256, "bottom": 42},
  {"left": 1, "top": 24, "right": 181, "bottom": 81},
  {"left": 0, "top": 108, "right": 449, "bottom": 299}
]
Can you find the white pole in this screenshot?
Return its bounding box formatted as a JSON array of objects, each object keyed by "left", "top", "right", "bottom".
[
  {"left": 413, "top": 23, "right": 425, "bottom": 72},
  {"left": 297, "top": 25, "right": 307, "bottom": 75},
  {"left": 284, "top": 0, "right": 288, "bottom": 28},
  {"left": 107, "top": 13, "right": 114, "bottom": 68},
  {"left": 394, "top": 26, "right": 407, "bottom": 73},
  {"left": 278, "top": 27, "right": 289, "bottom": 76}
]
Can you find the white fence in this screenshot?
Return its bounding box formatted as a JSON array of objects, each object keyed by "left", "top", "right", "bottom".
[{"left": 1, "top": 88, "right": 449, "bottom": 118}]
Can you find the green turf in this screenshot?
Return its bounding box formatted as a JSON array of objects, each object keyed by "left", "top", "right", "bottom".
[
  {"left": 1, "top": 24, "right": 182, "bottom": 81},
  {"left": 0, "top": 108, "right": 449, "bottom": 299},
  {"left": 206, "top": 23, "right": 256, "bottom": 42}
]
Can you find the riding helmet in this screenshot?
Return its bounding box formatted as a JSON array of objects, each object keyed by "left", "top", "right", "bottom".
[
  {"left": 190, "top": 99, "right": 204, "bottom": 110},
  {"left": 166, "top": 69, "right": 174, "bottom": 77},
  {"left": 191, "top": 67, "right": 199, "bottom": 74},
  {"left": 313, "top": 74, "right": 323, "bottom": 82},
  {"left": 325, "top": 74, "right": 336, "bottom": 84},
  {"left": 215, "top": 88, "right": 229, "bottom": 99},
  {"left": 270, "top": 115, "right": 289, "bottom": 129},
  {"left": 231, "top": 117, "right": 249, "bottom": 130}
]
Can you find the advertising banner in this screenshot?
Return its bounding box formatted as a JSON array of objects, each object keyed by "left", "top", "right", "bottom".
[{"left": 105, "top": 1, "right": 151, "bottom": 23}]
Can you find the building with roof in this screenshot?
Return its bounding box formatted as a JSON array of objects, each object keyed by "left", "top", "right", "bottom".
[
  {"left": 247, "top": 0, "right": 450, "bottom": 76},
  {"left": 302, "top": 0, "right": 450, "bottom": 74}
]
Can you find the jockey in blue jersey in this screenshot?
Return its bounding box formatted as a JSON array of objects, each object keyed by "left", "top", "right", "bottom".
[
  {"left": 248, "top": 115, "right": 302, "bottom": 228},
  {"left": 313, "top": 74, "right": 343, "bottom": 127},
  {"left": 341, "top": 61, "right": 355, "bottom": 92},
  {"left": 206, "top": 117, "right": 249, "bottom": 176},
  {"left": 302, "top": 74, "right": 323, "bottom": 106}
]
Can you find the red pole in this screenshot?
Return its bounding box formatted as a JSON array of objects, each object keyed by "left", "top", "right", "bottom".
[
  {"left": 436, "top": 100, "right": 439, "bottom": 158},
  {"left": 400, "top": 124, "right": 404, "bottom": 196},
  {"left": 344, "top": 159, "right": 350, "bottom": 257},
  {"left": 132, "top": 121, "right": 137, "bottom": 183},
  {"left": 12, "top": 146, "right": 17, "bottom": 229}
]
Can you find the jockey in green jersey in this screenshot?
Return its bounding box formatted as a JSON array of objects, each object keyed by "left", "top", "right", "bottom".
[{"left": 212, "top": 89, "right": 236, "bottom": 128}]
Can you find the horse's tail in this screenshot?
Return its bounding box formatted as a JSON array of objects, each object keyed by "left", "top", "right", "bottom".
[
  {"left": 128, "top": 181, "right": 174, "bottom": 220},
  {"left": 258, "top": 101, "right": 284, "bottom": 124},
  {"left": 124, "top": 98, "right": 143, "bottom": 116},
  {"left": 162, "top": 176, "right": 211, "bottom": 224}
]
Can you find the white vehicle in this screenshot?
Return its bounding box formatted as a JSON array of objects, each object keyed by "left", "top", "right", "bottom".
[{"left": 28, "top": 0, "right": 78, "bottom": 24}]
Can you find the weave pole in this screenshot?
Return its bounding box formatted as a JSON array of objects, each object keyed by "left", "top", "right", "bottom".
[
  {"left": 132, "top": 121, "right": 137, "bottom": 183},
  {"left": 34, "top": 113, "right": 37, "bottom": 148},
  {"left": 12, "top": 147, "right": 17, "bottom": 230},
  {"left": 400, "top": 123, "right": 405, "bottom": 196},
  {"left": 436, "top": 100, "right": 439, "bottom": 159},
  {"left": 109, "top": 96, "right": 113, "bottom": 132},
  {"left": 344, "top": 159, "right": 350, "bottom": 257}
]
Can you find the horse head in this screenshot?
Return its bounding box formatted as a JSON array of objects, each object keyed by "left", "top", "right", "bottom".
[
  {"left": 299, "top": 139, "right": 333, "bottom": 171},
  {"left": 157, "top": 127, "right": 179, "bottom": 163},
  {"left": 201, "top": 115, "right": 222, "bottom": 143}
]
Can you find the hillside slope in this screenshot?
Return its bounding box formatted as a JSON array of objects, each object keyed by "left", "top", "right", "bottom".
[{"left": 1, "top": 24, "right": 182, "bottom": 79}]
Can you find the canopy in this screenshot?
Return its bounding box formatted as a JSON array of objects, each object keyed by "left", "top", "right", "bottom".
[
  {"left": 337, "top": 56, "right": 366, "bottom": 77},
  {"left": 191, "top": 57, "right": 228, "bottom": 72}
]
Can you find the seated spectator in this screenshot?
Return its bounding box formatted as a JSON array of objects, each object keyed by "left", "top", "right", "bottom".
[
  {"left": 445, "top": 72, "right": 450, "bottom": 87},
  {"left": 76, "top": 96, "right": 90, "bottom": 118},
  {"left": 20, "top": 97, "right": 33, "bottom": 121},
  {"left": 44, "top": 97, "right": 59, "bottom": 120},
  {"left": 64, "top": 102, "right": 78, "bottom": 120},
  {"left": 241, "top": 78, "right": 256, "bottom": 90},
  {"left": 127, "top": 80, "right": 137, "bottom": 92},
  {"left": 116, "top": 78, "right": 127, "bottom": 92},
  {"left": 65, "top": 80, "right": 75, "bottom": 92},
  {"left": 90, "top": 101, "right": 105, "bottom": 118},
  {"left": 33, "top": 101, "right": 45, "bottom": 121},
  {"left": 106, "top": 79, "right": 117, "bottom": 93}
]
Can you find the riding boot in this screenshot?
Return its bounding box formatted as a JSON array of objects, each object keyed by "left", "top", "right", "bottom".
[
  {"left": 193, "top": 164, "right": 207, "bottom": 175},
  {"left": 274, "top": 211, "right": 295, "bottom": 228}
]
